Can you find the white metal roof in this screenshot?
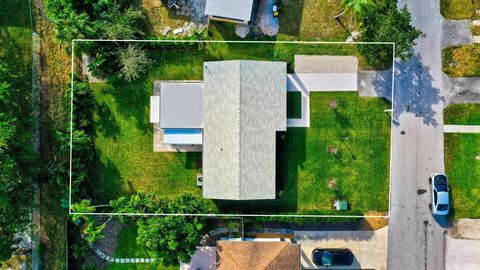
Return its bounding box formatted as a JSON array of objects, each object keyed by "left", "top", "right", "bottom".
[
  {"left": 160, "top": 82, "right": 204, "bottom": 128},
  {"left": 150, "top": 96, "right": 160, "bottom": 123},
  {"left": 205, "top": 0, "right": 254, "bottom": 22}
]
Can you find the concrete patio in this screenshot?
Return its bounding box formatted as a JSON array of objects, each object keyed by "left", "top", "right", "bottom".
[{"left": 294, "top": 226, "right": 388, "bottom": 270}]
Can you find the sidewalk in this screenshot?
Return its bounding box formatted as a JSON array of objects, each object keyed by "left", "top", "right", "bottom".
[{"left": 444, "top": 125, "right": 480, "bottom": 133}]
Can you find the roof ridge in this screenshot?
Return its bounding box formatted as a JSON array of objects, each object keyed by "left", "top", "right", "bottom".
[{"left": 263, "top": 242, "right": 290, "bottom": 269}]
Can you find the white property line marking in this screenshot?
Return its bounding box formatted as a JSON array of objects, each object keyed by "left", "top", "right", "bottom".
[{"left": 69, "top": 39, "right": 395, "bottom": 218}]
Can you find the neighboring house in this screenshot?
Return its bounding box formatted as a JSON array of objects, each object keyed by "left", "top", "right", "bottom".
[
  {"left": 216, "top": 240, "right": 301, "bottom": 270},
  {"left": 150, "top": 60, "right": 287, "bottom": 200},
  {"left": 204, "top": 0, "right": 254, "bottom": 24}
]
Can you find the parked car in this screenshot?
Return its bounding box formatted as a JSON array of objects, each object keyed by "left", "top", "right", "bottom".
[
  {"left": 429, "top": 173, "right": 450, "bottom": 216},
  {"left": 312, "top": 248, "right": 354, "bottom": 266}
]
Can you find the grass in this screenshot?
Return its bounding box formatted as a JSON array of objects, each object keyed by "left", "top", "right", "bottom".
[
  {"left": 86, "top": 43, "right": 390, "bottom": 214},
  {"left": 444, "top": 104, "right": 480, "bottom": 219},
  {"left": 277, "top": 0, "right": 355, "bottom": 40},
  {"left": 441, "top": 0, "right": 480, "bottom": 19},
  {"left": 107, "top": 225, "right": 177, "bottom": 270},
  {"left": 140, "top": 0, "right": 193, "bottom": 37},
  {"left": 287, "top": 92, "right": 302, "bottom": 118},
  {"left": 443, "top": 44, "right": 480, "bottom": 77},
  {"left": 444, "top": 104, "right": 480, "bottom": 125}
]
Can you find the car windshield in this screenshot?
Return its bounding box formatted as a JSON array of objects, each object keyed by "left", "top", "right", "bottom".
[
  {"left": 435, "top": 175, "right": 448, "bottom": 191},
  {"left": 437, "top": 204, "right": 448, "bottom": 211}
]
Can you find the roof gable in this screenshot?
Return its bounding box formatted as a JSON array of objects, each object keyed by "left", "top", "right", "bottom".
[
  {"left": 217, "top": 241, "right": 301, "bottom": 270},
  {"left": 202, "top": 60, "right": 286, "bottom": 200}
]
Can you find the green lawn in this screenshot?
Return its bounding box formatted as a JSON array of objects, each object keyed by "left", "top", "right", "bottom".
[
  {"left": 444, "top": 104, "right": 480, "bottom": 219},
  {"left": 107, "top": 225, "right": 177, "bottom": 270},
  {"left": 204, "top": 93, "right": 391, "bottom": 214},
  {"left": 87, "top": 43, "right": 390, "bottom": 214},
  {"left": 443, "top": 45, "right": 480, "bottom": 77},
  {"left": 287, "top": 92, "right": 302, "bottom": 119},
  {"left": 441, "top": 0, "right": 480, "bottom": 19}
]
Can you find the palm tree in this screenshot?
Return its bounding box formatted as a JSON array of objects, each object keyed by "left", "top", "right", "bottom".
[
  {"left": 335, "top": 0, "right": 374, "bottom": 40},
  {"left": 83, "top": 221, "right": 106, "bottom": 245},
  {"left": 71, "top": 199, "right": 96, "bottom": 223}
]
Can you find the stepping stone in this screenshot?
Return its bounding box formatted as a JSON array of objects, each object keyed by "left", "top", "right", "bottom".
[
  {"left": 473, "top": 36, "right": 480, "bottom": 43},
  {"left": 136, "top": 258, "right": 140, "bottom": 263},
  {"left": 162, "top": 26, "right": 171, "bottom": 36},
  {"left": 109, "top": 258, "right": 115, "bottom": 262},
  {"left": 173, "top": 28, "right": 184, "bottom": 35},
  {"left": 115, "top": 258, "right": 120, "bottom": 263}
]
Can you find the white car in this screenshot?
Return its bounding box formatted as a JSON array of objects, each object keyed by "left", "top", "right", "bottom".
[{"left": 429, "top": 173, "right": 450, "bottom": 216}]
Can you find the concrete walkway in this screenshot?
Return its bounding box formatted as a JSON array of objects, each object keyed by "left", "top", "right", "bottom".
[
  {"left": 295, "top": 227, "right": 388, "bottom": 270},
  {"left": 442, "top": 20, "right": 472, "bottom": 48},
  {"left": 357, "top": 69, "right": 393, "bottom": 100},
  {"left": 443, "top": 73, "right": 480, "bottom": 105},
  {"left": 444, "top": 125, "right": 480, "bottom": 133},
  {"left": 446, "top": 235, "right": 480, "bottom": 270}
]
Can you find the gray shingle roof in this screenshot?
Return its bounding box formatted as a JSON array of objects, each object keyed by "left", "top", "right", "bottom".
[{"left": 202, "top": 60, "right": 286, "bottom": 200}]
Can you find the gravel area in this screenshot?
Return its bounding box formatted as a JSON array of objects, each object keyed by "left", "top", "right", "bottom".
[{"left": 93, "top": 217, "right": 124, "bottom": 257}]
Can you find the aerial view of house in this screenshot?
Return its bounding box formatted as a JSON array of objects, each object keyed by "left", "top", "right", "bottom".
[{"left": 3, "top": 0, "right": 480, "bottom": 269}]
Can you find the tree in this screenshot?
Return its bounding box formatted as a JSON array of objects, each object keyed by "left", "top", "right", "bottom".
[
  {"left": 95, "top": 5, "right": 145, "bottom": 39},
  {"left": 359, "top": 1, "right": 422, "bottom": 66},
  {"left": 340, "top": 0, "right": 373, "bottom": 22},
  {"left": 71, "top": 199, "right": 96, "bottom": 222},
  {"left": 0, "top": 62, "right": 33, "bottom": 262},
  {"left": 83, "top": 221, "right": 106, "bottom": 245},
  {"left": 136, "top": 215, "right": 207, "bottom": 266},
  {"left": 117, "top": 44, "right": 151, "bottom": 82}
]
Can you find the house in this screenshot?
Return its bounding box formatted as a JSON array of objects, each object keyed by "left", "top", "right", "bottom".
[
  {"left": 150, "top": 60, "right": 287, "bottom": 200},
  {"left": 204, "top": 0, "right": 254, "bottom": 24},
  {"left": 216, "top": 240, "right": 301, "bottom": 270}
]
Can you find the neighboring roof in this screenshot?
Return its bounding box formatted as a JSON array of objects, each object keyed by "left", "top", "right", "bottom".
[
  {"left": 202, "top": 60, "right": 286, "bottom": 200},
  {"left": 217, "top": 241, "right": 301, "bottom": 270},
  {"left": 180, "top": 246, "right": 216, "bottom": 270},
  {"left": 160, "top": 82, "right": 204, "bottom": 129},
  {"left": 204, "top": 0, "right": 254, "bottom": 22}
]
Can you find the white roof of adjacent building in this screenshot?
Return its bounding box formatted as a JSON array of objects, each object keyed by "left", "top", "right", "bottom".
[
  {"left": 160, "top": 82, "right": 204, "bottom": 129},
  {"left": 204, "top": 0, "right": 254, "bottom": 22},
  {"left": 202, "top": 60, "right": 287, "bottom": 200}
]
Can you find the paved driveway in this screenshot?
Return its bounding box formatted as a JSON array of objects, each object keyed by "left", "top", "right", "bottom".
[{"left": 294, "top": 227, "right": 388, "bottom": 270}]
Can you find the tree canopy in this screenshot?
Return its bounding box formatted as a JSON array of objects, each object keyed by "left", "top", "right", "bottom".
[{"left": 359, "top": 0, "right": 422, "bottom": 66}]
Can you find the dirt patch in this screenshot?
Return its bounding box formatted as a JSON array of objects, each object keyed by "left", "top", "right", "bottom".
[{"left": 359, "top": 211, "right": 389, "bottom": 230}]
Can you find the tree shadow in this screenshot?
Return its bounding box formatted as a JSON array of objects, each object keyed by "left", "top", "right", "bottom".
[
  {"left": 390, "top": 53, "right": 443, "bottom": 127},
  {"left": 95, "top": 102, "right": 120, "bottom": 140},
  {"left": 90, "top": 152, "right": 123, "bottom": 204},
  {"left": 277, "top": 0, "right": 305, "bottom": 37}
]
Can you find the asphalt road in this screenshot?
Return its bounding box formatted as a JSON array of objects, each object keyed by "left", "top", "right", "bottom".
[{"left": 387, "top": 1, "right": 450, "bottom": 270}]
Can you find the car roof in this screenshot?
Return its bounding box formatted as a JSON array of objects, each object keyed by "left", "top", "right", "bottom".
[{"left": 437, "top": 191, "right": 449, "bottom": 205}]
